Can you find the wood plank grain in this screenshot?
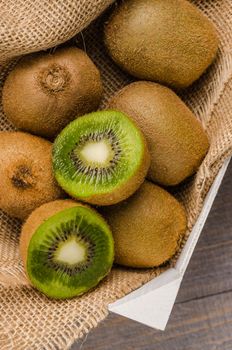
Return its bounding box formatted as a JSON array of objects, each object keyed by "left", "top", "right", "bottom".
[
  {"left": 177, "top": 160, "right": 232, "bottom": 302},
  {"left": 74, "top": 290, "right": 232, "bottom": 350},
  {"left": 72, "top": 292, "right": 232, "bottom": 350}
]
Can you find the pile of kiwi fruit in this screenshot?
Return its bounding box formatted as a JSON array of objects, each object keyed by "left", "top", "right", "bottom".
[{"left": 1, "top": 0, "right": 218, "bottom": 299}]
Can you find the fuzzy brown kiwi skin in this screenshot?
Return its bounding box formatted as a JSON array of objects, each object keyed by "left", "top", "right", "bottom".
[
  {"left": 20, "top": 199, "right": 85, "bottom": 276},
  {"left": 0, "top": 132, "right": 63, "bottom": 220},
  {"left": 102, "top": 181, "right": 187, "bottom": 268},
  {"left": 2, "top": 47, "right": 103, "bottom": 139},
  {"left": 77, "top": 120, "right": 151, "bottom": 206},
  {"left": 104, "top": 0, "right": 219, "bottom": 88},
  {"left": 108, "top": 81, "right": 209, "bottom": 186}
]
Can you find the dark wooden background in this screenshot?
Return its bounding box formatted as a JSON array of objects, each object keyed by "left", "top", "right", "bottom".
[{"left": 72, "top": 160, "right": 232, "bottom": 350}]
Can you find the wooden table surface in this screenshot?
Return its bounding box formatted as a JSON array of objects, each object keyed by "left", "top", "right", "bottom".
[{"left": 72, "top": 161, "right": 232, "bottom": 350}]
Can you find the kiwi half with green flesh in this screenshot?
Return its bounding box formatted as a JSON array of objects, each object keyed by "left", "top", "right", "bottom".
[
  {"left": 0, "top": 132, "right": 63, "bottom": 220},
  {"left": 53, "top": 110, "right": 150, "bottom": 205},
  {"left": 104, "top": 0, "right": 218, "bottom": 88},
  {"left": 2, "top": 47, "right": 103, "bottom": 139},
  {"left": 108, "top": 82, "right": 209, "bottom": 186},
  {"left": 20, "top": 199, "right": 114, "bottom": 299},
  {"left": 102, "top": 181, "right": 187, "bottom": 268}
]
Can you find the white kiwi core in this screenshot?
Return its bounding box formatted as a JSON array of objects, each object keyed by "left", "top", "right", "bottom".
[
  {"left": 80, "top": 140, "right": 113, "bottom": 165},
  {"left": 55, "top": 236, "right": 86, "bottom": 265}
]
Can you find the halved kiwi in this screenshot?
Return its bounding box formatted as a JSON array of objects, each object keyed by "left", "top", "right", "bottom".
[
  {"left": 20, "top": 200, "right": 114, "bottom": 299},
  {"left": 52, "top": 110, "right": 150, "bottom": 205}
]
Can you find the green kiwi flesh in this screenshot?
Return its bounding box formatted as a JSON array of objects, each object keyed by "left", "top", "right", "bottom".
[
  {"left": 108, "top": 82, "right": 209, "bottom": 186},
  {"left": 102, "top": 181, "right": 187, "bottom": 268},
  {"left": 20, "top": 200, "right": 114, "bottom": 299},
  {"left": 104, "top": 0, "right": 219, "bottom": 88},
  {"left": 0, "top": 131, "right": 62, "bottom": 219},
  {"left": 2, "top": 47, "right": 103, "bottom": 138},
  {"left": 52, "top": 110, "right": 150, "bottom": 205}
]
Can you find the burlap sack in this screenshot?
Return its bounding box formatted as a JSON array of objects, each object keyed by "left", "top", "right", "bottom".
[{"left": 0, "top": 0, "right": 231, "bottom": 349}]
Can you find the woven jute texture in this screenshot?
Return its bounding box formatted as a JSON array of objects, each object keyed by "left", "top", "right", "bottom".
[
  {"left": 0, "top": 0, "right": 114, "bottom": 62},
  {"left": 0, "top": 0, "right": 232, "bottom": 349}
]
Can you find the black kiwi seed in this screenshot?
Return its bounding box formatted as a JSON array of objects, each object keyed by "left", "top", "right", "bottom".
[
  {"left": 20, "top": 200, "right": 114, "bottom": 299},
  {"left": 69, "top": 130, "right": 122, "bottom": 181}
]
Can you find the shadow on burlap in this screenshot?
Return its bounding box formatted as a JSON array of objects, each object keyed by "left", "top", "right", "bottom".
[{"left": 0, "top": 0, "right": 231, "bottom": 349}]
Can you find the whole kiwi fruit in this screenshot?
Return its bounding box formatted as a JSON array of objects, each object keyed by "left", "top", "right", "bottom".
[
  {"left": 104, "top": 0, "right": 219, "bottom": 88},
  {"left": 102, "top": 181, "right": 187, "bottom": 268},
  {"left": 108, "top": 81, "right": 209, "bottom": 186},
  {"left": 53, "top": 110, "right": 150, "bottom": 205},
  {"left": 2, "top": 47, "right": 103, "bottom": 138},
  {"left": 0, "top": 132, "right": 63, "bottom": 219},
  {"left": 20, "top": 199, "right": 114, "bottom": 299}
]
